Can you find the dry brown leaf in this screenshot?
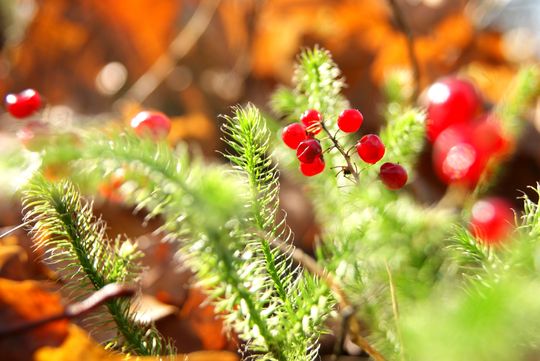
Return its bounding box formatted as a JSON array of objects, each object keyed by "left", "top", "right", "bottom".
[
  {"left": 219, "top": 0, "right": 251, "bottom": 52},
  {"left": 251, "top": 0, "right": 389, "bottom": 80},
  {"left": 138, "top": 351, "right": 239, "bottom": 361},
  {"left": 2, "top": 0, "right": 181, "bottom": 108},
  {"left": 88, "top": 0, "right": 181, "bottom": 68},
  {"left": 371, "top": 13, "right": 475, "bottom": 86},
  {"left": 131, "top": 294, "right": 178, "bottom": 324},
  {"left": 168, "top": 113, "right": 215, "bottom": 144},
  {"left": 35, "top": 324, "right": 239, "bottom": 361},
  {"left": 34, "top": 325, "right": 122, "bottom": 361},
  {"left": 462, "top": 62, "right": 516, "bottom": 103},
  {"left": 180, "top": 287, "right": 230, "bottom": 350},
  {"left": 0, "top": 278, "right": 68, "bottom": 361},
  {"left": 0, "top": 244, "right": 28, "bottom": 280},
  {"left": 163, "top": 351, "right": 239, "bottom": 361}
]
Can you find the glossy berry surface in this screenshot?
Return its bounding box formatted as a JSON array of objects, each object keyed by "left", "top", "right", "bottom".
[
  {"left": 337, "top": 109, "right": 363, "bottom": 133},
  {"left": 472, "top": 114, "right": 511, "bottom": 156},
  {"left": 432, "top": 125, "right": 485, "bottom": 187},
  {"left": 300, "top": 109, "right": 322, "bottom": 135},
  {"left": 296, "top": 139, "right": 322, "bottom": 163},
  {"left": 131, "top": 111, "right": 171, "bottom": 139},
  {"left": 469, "top": 197, "right": 514, "bottom": 244},
  {"left": 432, "top": 116, "right": 510, "bottom": 187},
  {"left": 282, "top": 123, "right": 307, "bottom": 149},
  {"left": 5, "top": 89, "right": 42, "bottom": 118},
  {"left": 425, "top": 78, "right": 481, "bottom": 142},
  {"left": 356, "top": 134, "right": 385, "bottom": 164},
  {"left": 379, "top": 162, "right": 408, "bottom": 190},
  {"left": 300, "top": 156, "right": 325, "bottom": 176}
]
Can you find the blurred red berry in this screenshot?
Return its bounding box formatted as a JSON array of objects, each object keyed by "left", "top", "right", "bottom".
[
  {"left": 337, "top": 109, "right": 363, "bottom": 133},
  {"left": 300, "top": 109, "right": 322, "bottom": 135},
  {"left": 433, "top": 126, "right": 485, "bottom": 186},
  {"left": 472, "top": 114, "right": 511, "bottom": 156},
  {"left": 5, "top": 89, "right": 42, "bottom": 118},
  {"left": 432, "top": 115, "right": 511, "bottom": 187},
  {"left": 282, "top": 123, "right": 307, "bottom": 149},
  {"left": 131, "top": 111, "right": 171, "bottom": 139},
  {"left": 356, "top": 134, "right": 385, "bottom": 164},
  {"left": 379, "top": 162, "right": 408, "bottom": 190},
  {"left": 469, "top": 197, "right": 514, "bottom": 244},
  {"left": 300, "top": 156, "right": 325, "bottom": 176},
  {"left": 296, "top": 139, "right": 322, "bottom": 163},
  {"left": 425, "top": 78, "right": 481, "bottom": 142}
]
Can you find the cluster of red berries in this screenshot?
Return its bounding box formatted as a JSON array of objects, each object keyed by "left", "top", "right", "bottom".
[
  {"left": 469, "top": 197, "right": 514, "bottom": 244},
  {"left": 282, "top": 108, "right": 408, "bottom": 190},
  {"left": 425, "top": 77, "right": 511, "bottom": 187}
]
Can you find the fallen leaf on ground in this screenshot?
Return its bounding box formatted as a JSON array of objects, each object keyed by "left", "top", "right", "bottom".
[
  {"left": 0, "top": 278, "right": 68, "bottom": 361},
  {"left": 0, "top": 242, "right": 28, "bottom": 280},
  {"left": 35, "top": 324, "right": 239, "bottom": 361},
  {"left": 131, "top": 294, "right": 179, "bottom": 324},
  {"left": 179, "top": 287, "right": 231, "bottom": 350}
]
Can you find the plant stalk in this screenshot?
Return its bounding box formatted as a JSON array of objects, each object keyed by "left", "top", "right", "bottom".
[{"left": 320, "top": 122, "right": 360, "bottom": 183}]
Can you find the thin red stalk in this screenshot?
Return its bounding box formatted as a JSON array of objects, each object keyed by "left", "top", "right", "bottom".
[{"left": 320, "top": 122, "right": 360, "bottom": 183}]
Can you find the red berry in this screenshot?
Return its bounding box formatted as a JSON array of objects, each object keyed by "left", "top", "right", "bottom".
[
  {"left": 300, "top": 109, "right": 322, "bottom": 135},
  {"left": 300, "top": 156, "right": 325, "bottom": 176},
  {"left": 5, "top": 89, "right": 42, "bottom": 118},
  {"left": 296, "top": 139, "right": 322, "bottom": 163},
  {"left": 425, "top": 78, "right": 481, "bottom": 142},
  {"left": 432, "top": 116, "right": 510, "bottom": 187},
  {"left": 337, "top": 109, "right": 364, "bottom": 133},
  {"left": 379, "top": 162, "right": 408, "bottom": 190},
  {"left": 356, "top": 134, "right": 385, "bottom": 164},
  {"left": 131, "top": 111, "right": 171, "bottom": 139},
  {"left": 469, "top": 197, "right": 514, "bottom": 244},
  {"left": 282, "top": 123, "right": 308, "bottom": 149},
  {"left": 433, "top": 125, "right": 484, "bottom": 186},
  {"left": 472, "top": 114, "right": 511, "bottom": 156}
]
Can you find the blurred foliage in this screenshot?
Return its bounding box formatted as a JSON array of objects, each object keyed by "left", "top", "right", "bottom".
[
  {"left": 0, "top": 1, "right": 540, "bottom": 360},
  {"left": 0, "top": 0, "right": 521, "bottom": 119}
]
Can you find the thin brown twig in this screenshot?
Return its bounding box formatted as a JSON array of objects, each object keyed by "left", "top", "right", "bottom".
[
  {"left": 331, "top": 306, "right": 354, "bottom": 361},
  {"left": 0, "top": 283, "right": 135, "bottom": 338},
  {"left": 0, "top": 220, "right": 33, "bottom": 239},
  {"left": 271, "top": 237, "right": 386, "bottom": 361},
  {"left": 320, "top": 122, "right": 360, "bottom": 183},
  {"left": 385, "top": 0, "right": 421, "bottom": 100},
  {"left": 122, "top": 0, "right": 221, "bottom": 103}
]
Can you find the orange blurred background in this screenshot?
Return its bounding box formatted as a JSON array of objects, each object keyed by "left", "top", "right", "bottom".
[{"left": 1, "top": 1, "right": 540, "bottom": 356}]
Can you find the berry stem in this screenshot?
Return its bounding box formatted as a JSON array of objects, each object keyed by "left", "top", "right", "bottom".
[{"left": 320, "top": 122, "right": 360, "bottom": 183}]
